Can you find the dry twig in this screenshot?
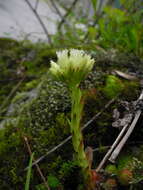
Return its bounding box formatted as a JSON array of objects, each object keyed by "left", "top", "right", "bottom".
[
  {"left": 58, "top": 0, "right": 79, "bottom": 30},
  {"left": 49, "top": 0, "right": 66, "bottom": 22},
  {"left": 96, "top": 124, "right": 129, "bottom": 172},
  {"left": 109, "top": 91, "right": 143, "bottom": 163},
  {"left": 24, "top": 0, "right": 52, "bottom": 45},
  {"left": 96, "top": 90, "right": 143, "bottom": 171},
  {"left": 35, "top": 0, "right": 39, "bottom": 10}
]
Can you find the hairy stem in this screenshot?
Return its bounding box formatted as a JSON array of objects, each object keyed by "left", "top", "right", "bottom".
[{"left": 70, "top": 86, "right": 92, "bottom": 189}]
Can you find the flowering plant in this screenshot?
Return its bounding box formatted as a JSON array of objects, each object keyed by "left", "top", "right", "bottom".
[
  {"left": 50, "top": 49, "right": 94, "bottom": 88},
  {"left": 50, "top": 49, "right": 95, "bottom": 189}
]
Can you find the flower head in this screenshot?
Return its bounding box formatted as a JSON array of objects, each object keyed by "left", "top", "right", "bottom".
[{"left": 50, "top": 49, "right": 95, "bottom": 87}]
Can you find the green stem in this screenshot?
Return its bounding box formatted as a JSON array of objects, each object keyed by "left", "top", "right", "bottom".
[{"left": 69, "top": 85, "right": 92, "bottom": 188}]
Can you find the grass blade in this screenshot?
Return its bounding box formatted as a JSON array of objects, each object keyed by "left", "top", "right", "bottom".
[{"left": 25, "top": 152, "right": 34, "bottom": 190}]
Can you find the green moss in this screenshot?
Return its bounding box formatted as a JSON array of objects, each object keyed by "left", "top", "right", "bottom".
[
  {"left": 103, "top": 75, "right": 124, "bottom": 99},
  {"left": 12, "top": 92, "right": 29, "bottom": 104},
  {"left": 59, "top": 161, "right": 82, "bottom": 190},
  {"left": 47, "top": 175, "right": 61, "bottom": 189},
  {"left": 0, "top": 38, "right": 58, "bottom": 116},
  {"left": 117, "top": 154, "right": 133, "bottom": 171},
  {"left": 0, "top": 38, "right": 19, "bottom": 50},
  {"left": 105, "top": 164, "right": 118, "bottom": 175},
  {"left": 34, "top": 48, "right": 56, "bottom": 66},
  {"left": 0, "top": 123, "right": 25, "bottom": 189},
  {"left": 23, "top": 80, "right": 39, "bottom": 91},
  {"left": 122, "top": 80, "right": 140, "bottom": 101}
]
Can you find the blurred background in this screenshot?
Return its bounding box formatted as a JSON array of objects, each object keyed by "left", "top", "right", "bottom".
[{"left": 1, "top": 0, "right": 142, "bottom": 55}]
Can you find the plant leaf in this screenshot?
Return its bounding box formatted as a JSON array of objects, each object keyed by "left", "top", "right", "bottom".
[{"left": 25, "top": 153, "right": 34, "bottom": 190}]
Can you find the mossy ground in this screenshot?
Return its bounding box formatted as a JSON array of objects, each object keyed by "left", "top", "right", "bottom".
[{"left": 0, "top": 38, "right": 143, "bottom": 189}]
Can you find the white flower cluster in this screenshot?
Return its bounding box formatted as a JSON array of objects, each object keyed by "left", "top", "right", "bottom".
[{"left": 50, "top": 49, "right": 95, "bottom": 87}]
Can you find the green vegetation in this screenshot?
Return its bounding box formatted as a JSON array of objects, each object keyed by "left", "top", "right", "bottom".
[
  {"left": 54, "top": 0, "right": 143, "bottom": 57},
  {"left": 25, "top": 153, "right": 34, "bottom": 190},
  {"left": 0, "top": 35, "right": 142, "bottom": 189},
  {"left": 103, "top": 75, "right": 124, "bottom": 99},
  {"left": 0, "top": 0, "right": 143, "bottom": 189}
]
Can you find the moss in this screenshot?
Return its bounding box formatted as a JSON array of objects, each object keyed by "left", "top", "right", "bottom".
[
  {"left": 34, "top": 48, "right": 56, "bottom": 66},
  {"left": 15, "top": 75, "right": 71, "bottom": 154},
  {"left": 105, "top": 164, "right": 117, "bottom": 176},
  {"left": 0, "top": 123, "right": 25, "bottom": 189},
  {"left": 59, "top": 162, "right": 83, "bottom": 190},
  {"left": 12, "top": 92, "right": 30, "bottom": 104},
  {"left": 0, "top": 73, "right": 72, "bottom": 188},
  {"left": 94, "top": 50, "right": 143, "bottom": 74},
  {"left": 103, "top": 75, "right": 124, "bottom": 99},
  {"left": 47, "top": 175, "right": 61, "bottom": 189},
  {"left": 0, "top": 38, "right": 20, "bottom": 51},
  {"left": 23, "top": 80, "right": 40, "bottom": 91},
  {"left": 0, "top": 38, "right": 57, "bottom": 117},
  {"left": 122, "top": 80, "right": 140, "bottom": 101}
]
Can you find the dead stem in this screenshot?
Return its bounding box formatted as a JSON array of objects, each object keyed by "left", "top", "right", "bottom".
[
  {"left": 109, "top": 90, "right": 143, "bottom": 163},
  {"left": 96, "top": 124, "right": 128, "bottom": 172}
]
